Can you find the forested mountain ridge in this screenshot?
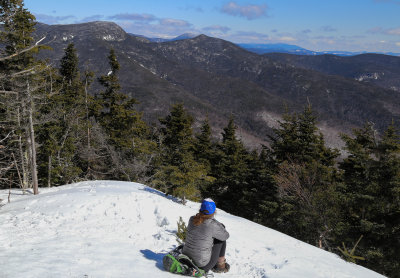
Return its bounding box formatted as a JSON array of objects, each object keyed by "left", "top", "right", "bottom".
[
  {"left": 264, "top": 52, "right": 400, "bottom": 92},
  {"left": 34, "top": 21, "right": 400, "bottom": 147}
]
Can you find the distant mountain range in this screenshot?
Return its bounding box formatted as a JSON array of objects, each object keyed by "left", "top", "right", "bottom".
[
  {"left": 238, "top": 43, "right": 400, "bottom": 57},
  {"left": 33, "top": 21, "right": 400, "bottom": 148},
  {"left": 132, "top": 32, "right": 199, "bottom": 43},
  {"left": 133, "top": 33, "right": 400, "bottom": 57}
]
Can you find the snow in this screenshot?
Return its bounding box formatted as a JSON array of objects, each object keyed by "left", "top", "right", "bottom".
[
  {"left": 0, "top": 181, "right": 385, "bottom": 278},
  {"left": 103, "top": 35, "right": 116, "bottom": 41},
  {"left": 62, "top": 35, "right": 74, "bottom": 41},
  {"left": 355, "top": 72, "right": 381, "bottom": 82}
]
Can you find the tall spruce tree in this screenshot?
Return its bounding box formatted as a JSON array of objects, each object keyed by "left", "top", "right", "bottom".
[
  {"left": 193, "top": 117, "right": 213, "bottom": 168},
  {"left": 193, "top": 117, "right": 217, "bottom": 196},
  {"left": 36, "top": 43, "right": 87, "bottom": 186},
  {"left": 59, "top": 43, "right": 79, "bottom": 85},
  {"left": 375, "top": 123, "right": 400, "bottom": 277},
  {"left": 210, "top": 117, "right": 250, "bottom": 215},
  {"left": 270, "top": 106, "right": 340, "bottom": 248},
  {"left": 246, "top": 148, "right": 279, "bottom": 227},
  {"left": 153, "top": 103, "right": 212, "bottom": 204},
  {"left": 97, "top": 48, "right": 154, "bottom": 181},
  {"left": 339, "top": 122, "right": 400, "bottom": 277},
  {"left": 97, "top": 49, "right": 148, "bottom": 150}
]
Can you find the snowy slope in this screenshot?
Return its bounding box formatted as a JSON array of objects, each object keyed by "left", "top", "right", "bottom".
[{"left": 0, "top": 181, "right": 385, "bottom": 278}]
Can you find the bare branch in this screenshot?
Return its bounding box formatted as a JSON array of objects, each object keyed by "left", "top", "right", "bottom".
[
  {"left": 0, "top": 131, "right": 14, "bottom": 144},
  {"left": 10, "top": 67, "right": 37, "bottom": 77},
  {"left": 0, "top": 90, "right": 19, "bottom": 95},
  {"left": 0, "top": 36, "right": 46, "bottom": 62}
]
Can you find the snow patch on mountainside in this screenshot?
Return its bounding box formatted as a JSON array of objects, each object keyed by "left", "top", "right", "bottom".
[{"left": 355, "top": 72, "right": 383, "bottom": 82}]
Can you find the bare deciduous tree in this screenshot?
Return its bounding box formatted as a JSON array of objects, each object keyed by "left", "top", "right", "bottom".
[{"left": 274, "top": 159, "right": 336, "bottom": 250}]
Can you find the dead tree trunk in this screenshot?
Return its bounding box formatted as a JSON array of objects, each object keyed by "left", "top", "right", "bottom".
[
  {"left": 48, "top": 155, "right": 51, "bottom": 188},
  {"left": 85, "top": 75, "right": 91, "bottom": 175},
  {"left": 11, "top": 152, "right": 23, "bottom": 189},
  {"left": 27, "top": 80, "right": 38, "bottom": 195},
  {"left": 16, "top": 102, "right": 28, "bottom": 192}
]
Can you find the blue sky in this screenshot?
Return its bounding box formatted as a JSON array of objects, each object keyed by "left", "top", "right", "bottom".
[{"left": 24, "top": 0, "right": 400, "bottom": 52}]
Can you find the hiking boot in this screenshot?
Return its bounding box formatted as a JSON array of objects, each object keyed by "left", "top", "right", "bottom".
[{"left": 212, "top": 257, "right": 230, "bottom": 273}]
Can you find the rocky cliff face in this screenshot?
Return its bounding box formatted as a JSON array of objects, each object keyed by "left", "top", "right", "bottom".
[
  {"left": 33, "top": 21, "right": 400, "bottom": 148},
  {"left": 36, "top": 21, "right": 127, "bottom": 42}
]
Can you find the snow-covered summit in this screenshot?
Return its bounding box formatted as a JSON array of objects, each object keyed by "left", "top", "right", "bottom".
[{"left": 0, "top": 181, "right": 385, "bottom": 278}]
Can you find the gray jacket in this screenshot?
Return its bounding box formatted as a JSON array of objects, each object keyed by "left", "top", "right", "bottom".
[{"left": 182, "top": 216, "right": 229, "bottom": 267}]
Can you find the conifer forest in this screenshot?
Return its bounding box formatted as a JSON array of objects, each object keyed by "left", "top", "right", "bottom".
[{"left": 1, "top": 1, "right": 399, "bottom": 277}]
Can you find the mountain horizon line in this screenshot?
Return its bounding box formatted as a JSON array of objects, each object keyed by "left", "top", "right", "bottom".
[{"left": 35, "top": 21, "right": 400, "bottom": 57}]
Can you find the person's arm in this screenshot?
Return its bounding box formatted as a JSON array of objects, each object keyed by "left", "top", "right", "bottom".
[{"left": 211, "top": 219, "right": 229, "bottom": 241}]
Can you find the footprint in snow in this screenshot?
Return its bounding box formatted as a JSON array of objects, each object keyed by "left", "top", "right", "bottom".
[
  {"left": 156, "top": 216, "right": 169, "bottom": 227},
  {"left": 271, "top": 259, "right": 289, "bottom": 269}
]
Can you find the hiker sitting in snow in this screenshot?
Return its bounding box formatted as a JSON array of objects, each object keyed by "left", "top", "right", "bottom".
[{"left": 182, "top": 198, "right": 230, "bottom": 273}]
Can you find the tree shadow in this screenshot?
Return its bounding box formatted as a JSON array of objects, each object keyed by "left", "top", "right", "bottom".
[
  {"left": 140, "top": 249, "right": 166, "bottom": 271},
  {"left": 140, "top": 187, "right": 182, "bottom": 204},
  {"left": 8, "top": 189, "right": 34, "bottom": 196}
]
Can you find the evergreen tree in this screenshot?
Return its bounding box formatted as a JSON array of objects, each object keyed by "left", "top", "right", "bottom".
[
  {"left": 97, "top": 49, "right": 148, "bottom": 150},
  {"left": 270, "top": 106, "right": 338, "bottom": 164},
  {"left": 175, "top": 216, "right": 187, "bottom": 244},
  {"left": 375, "top": 123, "right": 400, "bottom": 277},
  {"left": 270, "top": 106, "right": 340, "bottom": 248},
  {"left": 193, "top": 117, "right": 216, "bottom": 195},
  {"left": 246, "top": 148, "right": 279, "bottom": 227},
  {"left": 59, "top": 43, "right": 79, "bottom": 85},
  {"left": 153, "top": 103, "right": 212, "bottom": 203},
  {"left": 210, "top": 117, "right": 250, "bottom": 215},
  {"left": 339, "top": 122, "right": 400, "bottom": 277},
  {"left": 193, "top": 117, "right": 213, "bottom": 168},
  {"left": 36, "top": 43, "right": 86, "bottom": 186},
  {"left": 0, "top": 0, "right": 46, "bottom": 193},
  {"left": 96, "top": 49, "right": 154, "bottom": 181},
  {"left": 0, "top": 0, "right": 36, "bottom": 72}
]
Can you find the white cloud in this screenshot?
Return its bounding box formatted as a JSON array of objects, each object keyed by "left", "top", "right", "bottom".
[
  {"left": 227, "top": 31, "right": 269, "bottom": 43},
  {"left": 220, "top": 1, "right": 268, "bottom": 20},
  {"left": 386, "top": 28, "right": 400, "bottom": 35},
  {"left": 34, "top": 13, "right": 75, "bottom": 24},
  {"left": 321, "top": 25, "right": 337, "bottom": 32},
  {"left": 160, "top": 18, "right": 191, "bottom": 27},
  {"left": 109, "top": 13, "right": 157, "bottom": 22},
  {"left": 396, "top": 42, "right": 400, "bottom": 46},
  {"left": 111, "top": 15, "right": 193, "bottom": 38},
  {"left": 79, "top": 15, "right": 104, "bottom": 22},
  {"left": 367, "top": 27, "right": 383, "bottom": 34},
  {"left": 368, "top": 26, "right": 400, "bottom": 36},
  {"left": 278, "top": 36, "right": 297, "bottom": 42},
  {"left": 118, "top": 19, "right": 197, "bottom": 39},
  {"left": 202, "top": 25, "right": 231, "bottom": 34}
]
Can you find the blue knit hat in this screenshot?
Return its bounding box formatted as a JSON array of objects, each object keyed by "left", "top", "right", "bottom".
[{"left": 200, "top": 198, "right": 216, "bottom": 215}]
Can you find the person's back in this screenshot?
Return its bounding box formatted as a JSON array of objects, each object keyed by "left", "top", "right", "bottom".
[{"left": 182, "top": 199, "right": 230, "bottom": 274}]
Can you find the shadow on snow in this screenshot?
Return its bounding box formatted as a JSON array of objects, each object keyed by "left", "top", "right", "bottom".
[{"left": 140, "top": 249, "right": 166, "bottom": 271}]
